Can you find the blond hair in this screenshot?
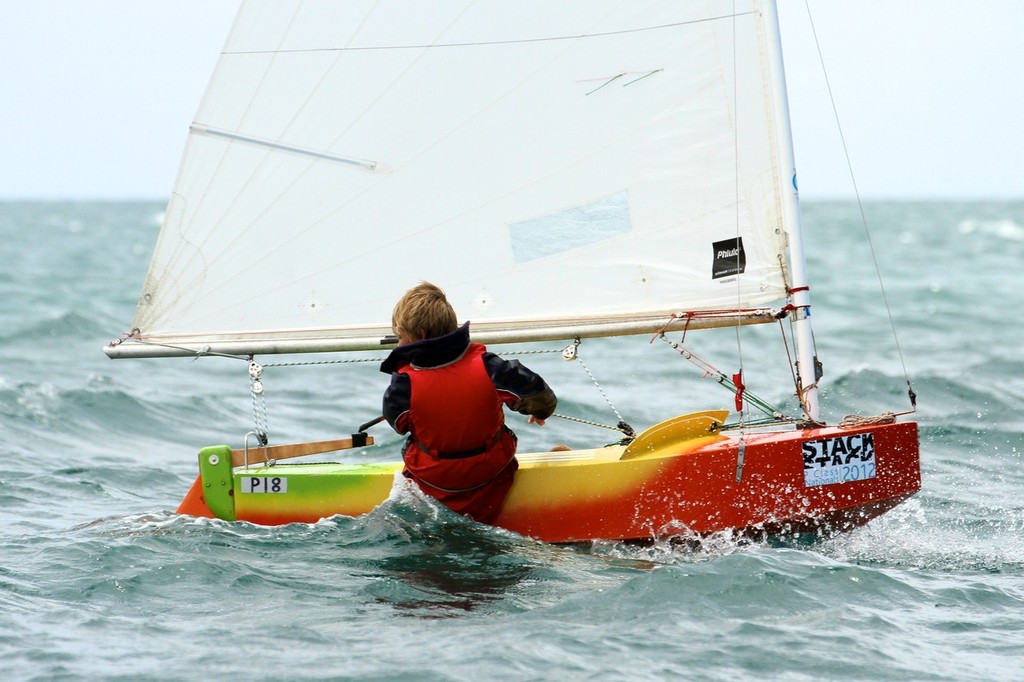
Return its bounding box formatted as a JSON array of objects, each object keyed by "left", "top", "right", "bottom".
[{"left": 392, "top": 281, "right": 458, "bottom": 340}]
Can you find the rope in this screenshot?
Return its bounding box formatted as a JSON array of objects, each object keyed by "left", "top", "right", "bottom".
[
  {"left": 549, "top": 339, "right": 634, "bottom": 436},
  {"left": 248, "top": 359, "right": 269, "bottom": 445},
  {"left": 107, "top": 333, "right": 252, "bottom": 362},
  {"left": 259, "top": 341, "right": 629, "bottom": 438},
  {"left": 144, "top": 336, "right": 629, "bottom": 441},
  {"left": 575, "top": 353, "right": 625, "bottom": 425},
  {"left": 719, "top": 416, "right": 799, "bottom": 430},
  {"left": 730, "top": 0, "right": 747, "bottom": 433},
  {"left": 550, "top": 413, "right": 626, "bottom": 433},
  {"left": 264, "top": 356, "right": 384, "bottom": 367},
  {"left": 838, "top": 412, "right": 896, "bottom": 428},
  {"left": 777, "top": 318, "right": 802, "bottom": 401},
  {"left": 261, "top": 347, "right": 564, "bottom": 368}
]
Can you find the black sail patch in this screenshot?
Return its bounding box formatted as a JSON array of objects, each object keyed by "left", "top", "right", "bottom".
[{"left": 712, "top": 237, "right": 746, "bottom": 279}]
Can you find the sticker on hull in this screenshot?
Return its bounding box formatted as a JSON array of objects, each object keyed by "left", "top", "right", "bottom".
[
  {"left": 240, "top": 476, "right": 288, "bottom": 494},
  {"left": 802, "top": 433, "right": 876, "bottom": 487}
]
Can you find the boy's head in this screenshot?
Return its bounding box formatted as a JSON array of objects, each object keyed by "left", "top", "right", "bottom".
[{"left": 392, "top": 281, "right": 458, "bottom": 344}]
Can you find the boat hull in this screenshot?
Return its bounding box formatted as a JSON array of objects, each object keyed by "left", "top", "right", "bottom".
[{"left": 178, "top": 420, "right": 920, "bottom": 543}]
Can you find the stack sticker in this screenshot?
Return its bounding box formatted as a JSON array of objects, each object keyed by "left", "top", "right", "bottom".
[{"left": 802, "top": 433, "right": 876, "bottom": 487}]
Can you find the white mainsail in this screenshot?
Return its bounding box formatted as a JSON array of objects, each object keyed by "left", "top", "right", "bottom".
[{"left": 108, "top": 0, "right": 804, "bottom": 359}]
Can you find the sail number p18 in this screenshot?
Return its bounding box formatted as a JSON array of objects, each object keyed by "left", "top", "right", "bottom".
[
  {"left": 802, "top": 433, "right": 876, "bottom": 487},
  {"left": 240, "top": 476, "right": 288, "bottom": 494}
]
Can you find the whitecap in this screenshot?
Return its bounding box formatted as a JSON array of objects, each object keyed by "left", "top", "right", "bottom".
[{"left": 956, "top": 217, "right": 1024, "bottom": 241}]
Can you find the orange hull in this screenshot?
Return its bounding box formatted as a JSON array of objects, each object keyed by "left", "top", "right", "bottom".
[{"left": 498, "top": 421, "right": 919, "bottom": 542}]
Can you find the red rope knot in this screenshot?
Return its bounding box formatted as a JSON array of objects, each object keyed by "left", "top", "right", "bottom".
[
  {"left": 775, "top": 304, "right": 795, "bottom": 319},
  {"left": 788, "top": 285, "right": 810, "bottom": 295},
  {"left": 651, "top": 312, "right": 693, "bottom": 344},
  {"left": 650, "top": 312, "right": 678, "bottom": 343},
  {"left": 108, "top": 328, "right": 141, "bottom": 347},
  {"left": 798, "top": 382, "right": 819, "bottom": 404},
  {"left": 776, "top": 301, "right": 811, "bottom": 319}
]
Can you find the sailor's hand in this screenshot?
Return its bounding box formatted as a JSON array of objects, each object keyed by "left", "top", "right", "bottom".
[{"left": 528, "top": 416, "right": 546, "bottom": 426}]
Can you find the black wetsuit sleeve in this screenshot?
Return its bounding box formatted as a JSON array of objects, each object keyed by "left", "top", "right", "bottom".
[
  {"left": 482, "top": 352, "right": 557, "bottom": 420},
  {"left": 382, "top": 372, "right": 412, "bottom": 434}
]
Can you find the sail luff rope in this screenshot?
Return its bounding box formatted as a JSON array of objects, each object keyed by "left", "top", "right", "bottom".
[{"left": 802, "top": 0, "right": 916, "bottom": 412}]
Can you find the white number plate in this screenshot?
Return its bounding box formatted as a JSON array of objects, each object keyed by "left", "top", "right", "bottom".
[
  {"left": 240, "top": 475, "right": 288, "bottom": 494},
  {"left": 802, "top": 433, "right": 877, "bottom": 487}
]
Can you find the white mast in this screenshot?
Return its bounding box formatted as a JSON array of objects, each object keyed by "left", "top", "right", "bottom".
[{"left": 763, "top": 0, "right": 820, "bottom": 420}]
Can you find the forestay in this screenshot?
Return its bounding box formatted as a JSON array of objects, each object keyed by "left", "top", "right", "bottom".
[{"left": 108, "top": 0, "right": 799, "bottom": 358}]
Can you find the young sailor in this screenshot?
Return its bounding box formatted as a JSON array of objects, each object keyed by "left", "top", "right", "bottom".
[{"left": 381, "top": 282, "right": 556, "bottom": 523}]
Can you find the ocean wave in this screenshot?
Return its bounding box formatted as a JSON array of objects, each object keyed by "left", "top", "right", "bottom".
[
  {"left": 820, "top": 364, "right": 1022, "bottom": 432},
  {"left": 824, "top": 499, "right": 1024, "bottom": 573},
  {"left": 957, "top": 217, "right": 1024, "bottom": 242},
  {"left": 4, "top": 197, "right": 1024, "bottom": 682},
  {"left": 62, "top": 488, "right": 611, "bottom": 620},
  {"left": 0, "top": 310, "right": 107, "bottom": 343},
  {"left": 0, "top": 373, "right": 267, "bottom": 458},
  {"left": 914, "top": 371, "right": 1023, "bottom": 431},
  {"left": 816, "top": 367, "right": 917, "bottom": 422},
  {"left": 0, "top": 381, "right": 162, "bottom": 434}
]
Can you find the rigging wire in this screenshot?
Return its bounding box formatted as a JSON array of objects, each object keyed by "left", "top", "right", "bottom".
[
  {"left": 263, "top": 342, "right": 632, "bottom": 437},
  {"left": 728, "top": 0, "right": 749, "bottom": 491},
  {"left": 802, "top": 0, "right": 916, "bottom": 410},
  {"left": 552, "top": 339, "right": 635, "bottom": 439},
  {"left": 730, "top": 1, "right": 743, "bottom": 368},
  {"left": 655, "top": 332, "right": 795, "bottom": 423},
  {"left": 729, "top": 1, "right": 749, "bottom": 426}
]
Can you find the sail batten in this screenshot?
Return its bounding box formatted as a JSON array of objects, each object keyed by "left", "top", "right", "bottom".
[
  {"left": 110, "top": 1, "right": 795, "bottom": 360},
  {"left": 191, "top": 124, "right": 379, "bottom": 170}
]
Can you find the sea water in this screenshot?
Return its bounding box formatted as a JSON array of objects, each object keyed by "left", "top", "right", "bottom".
[{"left": 1, "top": 200, "right": 1022, "bottom": 681}]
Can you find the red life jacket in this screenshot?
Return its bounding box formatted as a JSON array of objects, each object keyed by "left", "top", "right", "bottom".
[{"left": 398, "top": 343, "right": 518, "bottom": 523}]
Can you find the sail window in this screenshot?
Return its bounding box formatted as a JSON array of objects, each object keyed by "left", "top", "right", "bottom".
[{"left": 508, "top": 192, "right": 632, "bottom": 264}]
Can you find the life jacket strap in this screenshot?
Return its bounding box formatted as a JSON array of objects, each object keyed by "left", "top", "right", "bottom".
[
  {"left": 404, "top": 451, "right": 517, "bottom": 494},
  {"left": 406, "top": 424, "right": 513, "bottom": 460}
]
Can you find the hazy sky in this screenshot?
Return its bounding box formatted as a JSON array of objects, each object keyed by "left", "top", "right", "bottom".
[{"left": 2, "top": 1, "right": 1021, "bottom": 200}]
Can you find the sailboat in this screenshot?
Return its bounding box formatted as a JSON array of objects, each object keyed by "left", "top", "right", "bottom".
[{"left": 106, "top": 0, "right": 920, "bottom": 543}]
